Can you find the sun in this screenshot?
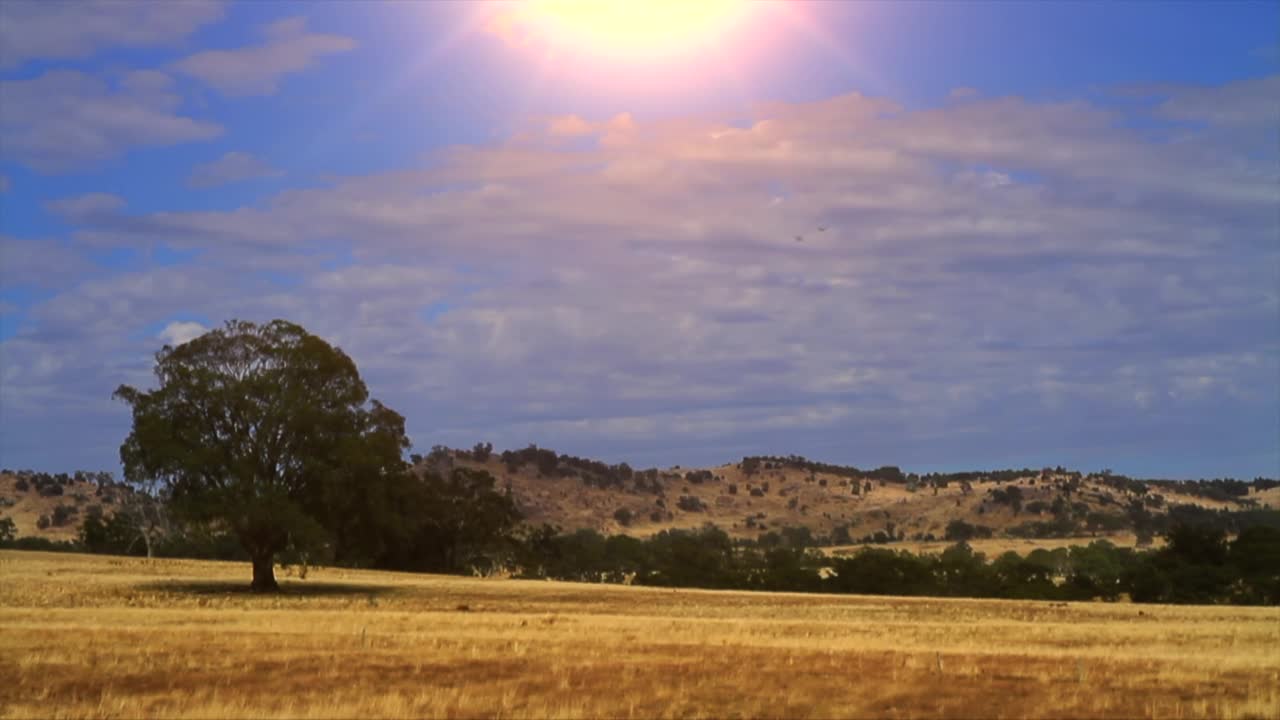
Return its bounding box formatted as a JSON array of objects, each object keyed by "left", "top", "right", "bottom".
[{"left": 489, "top": 0, "right": 755, "bottom": 63}]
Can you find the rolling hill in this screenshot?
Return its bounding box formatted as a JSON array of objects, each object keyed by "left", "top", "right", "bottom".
[
  {"left": 417, "top": 447, "right": 1279, "bottom": 546},
  {"left": 3, "top": 449, "right": 1276, "bottom": 549}
]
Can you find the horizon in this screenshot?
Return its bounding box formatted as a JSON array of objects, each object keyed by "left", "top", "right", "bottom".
[{"left": 2, "top": 1, "right": 1278, "bottom": 481}]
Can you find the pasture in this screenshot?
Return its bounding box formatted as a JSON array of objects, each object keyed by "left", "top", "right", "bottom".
[{"left": 1, "top": 550, "right": 1277, "bottom": 718}]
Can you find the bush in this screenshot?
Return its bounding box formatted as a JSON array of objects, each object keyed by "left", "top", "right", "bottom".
[
  {"left": 613, "top": 508, "right": 633, "bottom": 526},
  {"left": 945, "top": 520, "right": 993, "bottom": 542},
  {"left": 36, "top": 515, "right": 51, "bottom": 530},
  {"left": 677, "top": 495, "right": 707, "bottom": 513},
  {"left": 51, "top": 504, "right": 78, "bottom": 527},
  {"left": 749, "top": 487, "right": 765, "bottom": 498},
  {"left": 38, "top": 482, "right": 64, "bottom": 497},
  {"left": 727, "top": 484, "right": 738, "bottom": 495},
  {"left": 14, "top": 478, "right": 29, "bottom": 492},
  {"left": 0, "top": 516, "right": 14, "bottom": 543}
]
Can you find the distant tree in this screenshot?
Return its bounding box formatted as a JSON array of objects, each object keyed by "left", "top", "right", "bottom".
[
  {"left": 113, "top": 319, "right": 412, "bottom": 591},
  {"left": 472, "top": 442, "right": 493, "bottom": 462},
  {"left": 677, "top": 495, "right": 707, "bottom": 512},
  {"left": 1228, "top": 526, "right": 1280, "bottom": 604},
  {"left": 945, "top": 520, "right": 978, "bottom": 542},
  {"left": 113, "top": 486, "right": 171, "bottom": 558},
  {"left": 0, "top": 516, "right": 15, "bottom": 543},
  {"left": 830, "top": 524, "right": 853, "bottom": 545},
  {"left": 613, "top": 507, "right": 633, "bottom": 527},
  {"left": 50, "top": 504, "right": 78, "bottom": 527},
  {"left": 384, "top": 467, "right": 523, "bottom": 574}
]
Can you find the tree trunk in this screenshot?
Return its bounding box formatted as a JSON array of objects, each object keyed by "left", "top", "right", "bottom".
[{"left": 251, "top": 552, "right": 279, "bottom": 592}]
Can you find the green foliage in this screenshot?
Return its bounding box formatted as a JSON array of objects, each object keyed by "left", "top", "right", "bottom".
[
  {"left": 381, "top": 467, "right": 524, "bottom": 575},
  {"left": 113, "top": 319, "right": 412, "bottom": 591},
  {"left": 944, "top": 519, "right": 993, "bottom": 542},
  {"left": 0, "top": 516, "right": 15, "bottom": 543}
]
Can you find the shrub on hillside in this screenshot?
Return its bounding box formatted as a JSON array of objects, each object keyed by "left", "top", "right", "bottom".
[
  {"left": 50, "top": 504, "right": 78, "bottom": 527},
  {"left": 945, "top": 520, "right": 993, "bottom": 542},
  {"left": 677, "top": 495, "right": 707, "bottom": 513},
  {"left": 613, "top": 507, "right": 633, "bottom": 526}
]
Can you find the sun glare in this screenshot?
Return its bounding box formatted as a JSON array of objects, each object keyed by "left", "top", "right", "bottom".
[{"left": 491, "top": 0, "right": 754, "bottom": 63}]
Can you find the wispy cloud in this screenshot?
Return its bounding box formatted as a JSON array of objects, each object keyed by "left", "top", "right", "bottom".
[
  {"left": 187, "top": 151, "right": 281, "bottom": 188},
  {"left": 172, "top": 17, "right": 356, "bottom": 97},
  {"left": 0, "top": 0, "right": 224, "bottom": 69},
  {"left": 0, "top": 70, "right": 221, "bottom": 173}
]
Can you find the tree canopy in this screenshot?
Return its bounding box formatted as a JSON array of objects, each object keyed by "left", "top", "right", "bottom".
[{"left": 114, "top": 319, "right": 412, "bottom": 591}]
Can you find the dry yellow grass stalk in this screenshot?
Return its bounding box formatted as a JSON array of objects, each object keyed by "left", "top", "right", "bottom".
[{"left": 1, "top": 550, "right": 1277, "bottom": 718}]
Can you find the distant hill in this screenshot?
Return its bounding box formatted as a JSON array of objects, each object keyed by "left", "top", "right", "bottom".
[
  {"left": 414, "top": 446, "right": 1280, "bottom": 546},
  {"left": 3, "top": 451, "right": 1276, "bottom": 547},
  {"left": 0, "top": 470, "right": 133, "bottom": 541}
]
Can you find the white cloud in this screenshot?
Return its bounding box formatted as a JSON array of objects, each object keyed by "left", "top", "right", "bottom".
[
  {"left": 0, "top": 235, "right": 94, "bottom": 288},
  {"left": 187, "top": 151, "right": 281, "bottom": 188},
  {"left": 44, "top": 193, "right": 127, "bottom": 221},
  {"left": 0, "top": 71, "right": 222, "bottom": 172},
  {"left": 157, "top": 321, "right": 209, "bottom": 347},
  {"left": 172, "top": 17, "right": 356, "bottom": 97},
  {"left": 6, "top": 75, "right": 1279, "bottom": 476},
  {"left": 0, "top": 0, "right": 224, "bottom": 69}
]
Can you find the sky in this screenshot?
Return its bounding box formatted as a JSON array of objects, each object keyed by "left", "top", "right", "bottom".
[{"left": 0, "top": 1, "right": 1277, "bottom": 480}]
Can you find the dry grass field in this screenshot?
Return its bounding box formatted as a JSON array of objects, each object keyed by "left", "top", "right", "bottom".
[{"left": 2, "top": 550, "right": 1277, "bottom": 719}]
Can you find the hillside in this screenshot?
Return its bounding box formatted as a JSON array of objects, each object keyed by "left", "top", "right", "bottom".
[
  {"left": 0, "top": 471, "right": 131, "bottom": 541},
  {"left": 3, "top": 451, "right": 1276, "bottom": 548},
  {"left": 420, "top": 447, "right": 1278, "bottom": 546}
]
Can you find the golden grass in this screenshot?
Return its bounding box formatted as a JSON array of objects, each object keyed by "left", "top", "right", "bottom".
[{"left": 2, "top": 550, "right": 1277, "bottom": 719}]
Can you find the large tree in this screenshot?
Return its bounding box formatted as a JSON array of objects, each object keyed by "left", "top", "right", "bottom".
[{"left": 114, "top": 319, "right": 411, "bottom": 591}]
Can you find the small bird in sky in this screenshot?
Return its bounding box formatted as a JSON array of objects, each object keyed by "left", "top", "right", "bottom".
[
  {"left": 817, "top": 225, "right": 827, "bottom": 232},
  {"left": 794, "top": 234, "right": 804, "bottom": 242}
]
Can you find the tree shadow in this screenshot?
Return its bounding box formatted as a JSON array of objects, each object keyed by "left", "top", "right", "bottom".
[{"left": 136, "top": 579, "right": 399, "bottom": 598}]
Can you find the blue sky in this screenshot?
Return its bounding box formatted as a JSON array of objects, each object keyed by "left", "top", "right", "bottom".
[{"left": 1, "top": 0, "right": 1277, "bottom": 479}]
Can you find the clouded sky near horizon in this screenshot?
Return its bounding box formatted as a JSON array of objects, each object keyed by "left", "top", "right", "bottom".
[{"left": 1, "top": 1, "right": 1277, "bottom": 479}]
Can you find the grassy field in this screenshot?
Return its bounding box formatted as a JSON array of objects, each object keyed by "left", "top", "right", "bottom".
[{"left": 1, "top": 551, "right": 1277, "bottom": 719}]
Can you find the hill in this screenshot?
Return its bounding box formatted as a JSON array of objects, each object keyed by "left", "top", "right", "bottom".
[
  {"left": 418, "top": 446, "right": 1278, "bottom": 546},
  {"left": 3, "top": 450, "right": 1275, "bottom": 549},
  {"left": 0, "top": 470, "right": 132, "bottom": 542}
]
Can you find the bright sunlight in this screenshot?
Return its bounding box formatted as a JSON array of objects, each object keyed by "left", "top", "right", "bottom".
[{"left": 489, "top": 0, "right": 755, "bottom": 62}]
